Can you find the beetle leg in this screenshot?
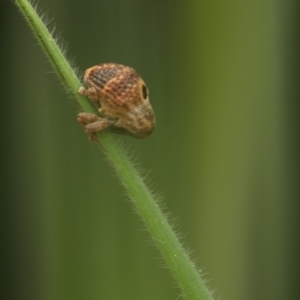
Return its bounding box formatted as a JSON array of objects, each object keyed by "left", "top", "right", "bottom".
[
  {"left": 77, "top": 112, "right": 114, "bottom": 141},
  {"left": 77, "top": 112, "right": 101, "bottom": 125},
  {"left": 78, "top": 86, "right": 98, "bottom": 102}
]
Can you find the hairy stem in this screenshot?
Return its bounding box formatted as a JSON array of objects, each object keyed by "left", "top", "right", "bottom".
[{"left": 15, "top": 1, "right": 213, "bottom": 299}]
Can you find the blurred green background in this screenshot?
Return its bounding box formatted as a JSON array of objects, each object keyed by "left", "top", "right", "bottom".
[{"left": 1, "top": 0, "right": 300, "bottom": 299}]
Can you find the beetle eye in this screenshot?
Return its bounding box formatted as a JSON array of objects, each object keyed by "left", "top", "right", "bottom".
[{"left": 142, "top": 84, "right": 148, "bottom": 99}]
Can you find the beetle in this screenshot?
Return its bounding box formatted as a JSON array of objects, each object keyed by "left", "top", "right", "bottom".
[{"left": 78, "top": 63, "right": 155, "bottom": 139}]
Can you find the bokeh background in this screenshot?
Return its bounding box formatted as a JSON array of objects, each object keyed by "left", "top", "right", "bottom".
[{"left": 1, "top": 0, "right": 300, "bottom": 299}]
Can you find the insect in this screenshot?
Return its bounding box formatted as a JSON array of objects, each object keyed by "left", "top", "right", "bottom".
[{"left": 78, "top": 63, "right": 155, "bottom": 140}]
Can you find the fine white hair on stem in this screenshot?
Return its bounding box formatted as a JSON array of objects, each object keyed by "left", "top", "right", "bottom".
[
  {"left": 109, "top": 138, "right": 212, "bottom": 297},
  {"left": 26, "top": 0, "right": 82, "bottom": 84}
]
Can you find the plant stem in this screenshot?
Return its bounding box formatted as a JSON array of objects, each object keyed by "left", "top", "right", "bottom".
[{"left": 15, "top": 1, "right": 213, "bottom": 299}]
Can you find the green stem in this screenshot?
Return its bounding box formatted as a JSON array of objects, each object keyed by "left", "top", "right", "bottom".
[{"left": 15, "top": 1, "right": 213, "bottom": 299}]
